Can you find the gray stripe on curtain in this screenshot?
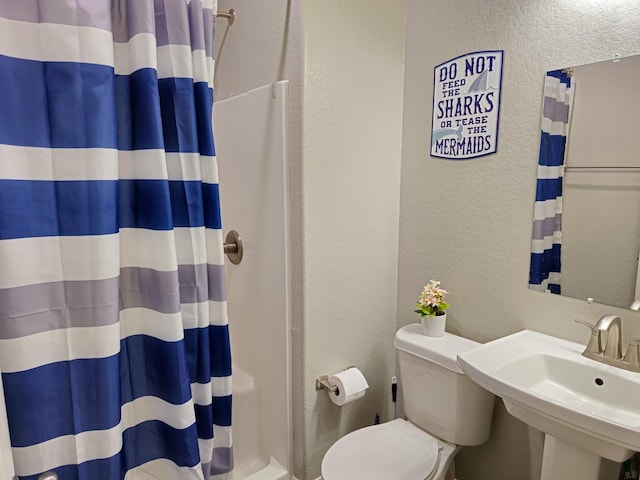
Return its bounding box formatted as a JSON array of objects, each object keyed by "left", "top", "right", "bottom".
[
  {"left": 121, "top": 264, "right": 226, "bottom": 304},
  {"left": 0, "top": 305, "right": 119, "bottom": 340},
  {"left": 151, "top": 0, "right": 191, "bottom": 49},
  {"left": 187, "top": 1, "right": 207, "bottom": 53},
  {"left": 543, "top": 96, "right": 570, "bottom": 123},
  {"left": 178, "top": 264, "right": 227, "bottom": 303},
  {"left": 0, "top": 280, "right": 119, "bottom": 340},
  {"left": 119, "top": 267, "right": 181, "bottom": 312},
  {"left": 208, "top": 447, "right": 234, "bottom": 475},
  {"left": 0, "top": 278, "right": 120, "bottom": 339},
  {"left": 0, "top": 0, "right": 213, "bottom": 53},
  {"left": 0, "top": 0, "right": 112, "bottom": 31},
  {"left": 0, "top": 264, "right": 226, "bottom": 339},
  {"left": 531, "top": 214, "right": 562, "bottom": 240}
]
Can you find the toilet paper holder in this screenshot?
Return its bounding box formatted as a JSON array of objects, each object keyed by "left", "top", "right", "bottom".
[
  {"left": 315, "top": 366, "right": 355, "bottom": 395},
  {"left": 315, "top": 375, "right": 339, "bottom": 395}
]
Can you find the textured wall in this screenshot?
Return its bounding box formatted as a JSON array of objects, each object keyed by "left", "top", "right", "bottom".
[
  {"left": 301, "top": 2, "right": 405, "bottom": 478},
  {"left": 398, "top": 1, "right": 640, "bottom": 479}
]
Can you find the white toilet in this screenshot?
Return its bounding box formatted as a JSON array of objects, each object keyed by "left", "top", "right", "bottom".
[{"left": 321, "top": 323, "right": 495, "bottom": 480}]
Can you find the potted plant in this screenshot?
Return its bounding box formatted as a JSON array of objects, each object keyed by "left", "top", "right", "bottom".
[{"left": 415, "top": 279, "right": 449, "bottom": 337}]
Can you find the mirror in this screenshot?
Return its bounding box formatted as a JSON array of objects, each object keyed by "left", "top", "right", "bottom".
[{"left": 529, "top": 54, "right": 640, "bottom": 310}]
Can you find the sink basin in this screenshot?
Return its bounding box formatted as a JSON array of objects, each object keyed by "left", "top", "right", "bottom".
[{"left": 457, "top": 329, "right": 640, "bottom": 463}]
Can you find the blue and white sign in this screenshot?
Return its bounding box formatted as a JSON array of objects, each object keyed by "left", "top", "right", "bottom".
[{"left": 431, "top": 50, "right": 504, "bottom": 160}]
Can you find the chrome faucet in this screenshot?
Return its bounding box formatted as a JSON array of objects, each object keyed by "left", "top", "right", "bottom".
[
  {"left": 575, "top": 315, "right": 639, "bottom": 372},
  {"left": 596, "top": 314, "right": 622, "bottom": 360}
]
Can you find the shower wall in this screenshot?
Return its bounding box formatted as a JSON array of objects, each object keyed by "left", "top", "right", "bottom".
[{"left": 213, "top": 81, "right": 291, "bottom": 478}]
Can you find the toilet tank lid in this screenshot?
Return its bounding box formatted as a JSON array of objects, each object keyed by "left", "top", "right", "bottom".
[{"left": 394, "top": 323, "right": 481, "bottom": 374}]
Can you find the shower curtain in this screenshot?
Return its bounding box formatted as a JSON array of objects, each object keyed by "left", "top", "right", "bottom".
[
  {"left": 0, "top": 1, "right": 232, "bottom": 479},
  {"left": 529, "top": 70, "right": 573, "bottom": 294}
]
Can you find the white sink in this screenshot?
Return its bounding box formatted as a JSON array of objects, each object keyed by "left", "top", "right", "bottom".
[{"left": 457, "top": 329, "right": 640, "bottom": 466}]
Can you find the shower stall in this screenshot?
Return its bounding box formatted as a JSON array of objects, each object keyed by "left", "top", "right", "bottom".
[{"left": 213, "top": 81, "right": 292, "bottom": 480}]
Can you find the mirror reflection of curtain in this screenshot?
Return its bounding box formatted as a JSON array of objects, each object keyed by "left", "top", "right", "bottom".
[{"left": 529, "top": 70, "right": 573, "bottom": 294}]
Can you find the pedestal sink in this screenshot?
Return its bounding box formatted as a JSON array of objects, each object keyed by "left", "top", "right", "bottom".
[{"left": 457, "top": 330, "right": 640, "bottom": 480}]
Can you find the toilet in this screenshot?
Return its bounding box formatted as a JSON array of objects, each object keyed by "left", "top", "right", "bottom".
[{"left": 321, "top": 323, "right": 495, "bottom": 480}]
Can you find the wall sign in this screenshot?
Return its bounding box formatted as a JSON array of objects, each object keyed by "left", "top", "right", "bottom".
[{"left": 430, "top": 50, "right": 504, "bottom": 160}]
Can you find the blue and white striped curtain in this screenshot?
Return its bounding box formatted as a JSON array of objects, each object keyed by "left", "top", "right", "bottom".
[
  {"left": 529, "top": 70, "right": 573, "bottom": 294},
  {"left": 0, "top": 1, "right": 233, "bottom": 479}
]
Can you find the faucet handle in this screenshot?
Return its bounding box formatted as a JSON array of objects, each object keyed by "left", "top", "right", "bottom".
[
  {"left": 574, "top": 319, "right": 602, "bottom": 355},
  {"left": 623, "top": 337, "right": 640, "bottom": 365}
]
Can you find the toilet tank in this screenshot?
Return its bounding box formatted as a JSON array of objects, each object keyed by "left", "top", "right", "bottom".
[{"left": 394, "top": 324, "right": 495, "bottom": 446}]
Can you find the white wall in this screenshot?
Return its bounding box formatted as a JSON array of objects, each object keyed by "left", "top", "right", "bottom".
[
  {"left": 214, "top": 2, "right": 405, "bottom": 479},
  {"left": 301, "top": 2, "right": 405, "bottom": 478},
  {"left": 398, "top": 1, "right": 640, "bottom": 479}
]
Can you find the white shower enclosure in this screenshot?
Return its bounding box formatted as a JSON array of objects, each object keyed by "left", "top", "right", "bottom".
[{"left": 213, "top": 81, "right": 292, "bottom": 480}]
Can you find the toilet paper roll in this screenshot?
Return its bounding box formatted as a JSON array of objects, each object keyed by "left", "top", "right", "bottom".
[{"left": 328, "top": 367, "right": 369, "bottom": 406}]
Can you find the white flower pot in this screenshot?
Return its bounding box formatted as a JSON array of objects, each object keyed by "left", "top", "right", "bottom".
[{"left": 421, "top": 313, "right": 446, "bottom": 337}]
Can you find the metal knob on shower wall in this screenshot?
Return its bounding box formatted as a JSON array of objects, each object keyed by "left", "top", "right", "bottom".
[{"left": 223, "top": 230, "right": 244, "bottom": 265}]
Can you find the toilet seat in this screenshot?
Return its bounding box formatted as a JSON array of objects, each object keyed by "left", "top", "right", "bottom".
[{"left": 321, "top": 419, "right": 441, "bottom": 480}]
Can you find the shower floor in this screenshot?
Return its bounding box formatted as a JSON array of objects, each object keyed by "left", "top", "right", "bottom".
[
  {"left": 230, "top": 457, "right": 289, "bottom": 480},
  {"left": 230, "top": 365, "right": 289, "bottom": 480}
]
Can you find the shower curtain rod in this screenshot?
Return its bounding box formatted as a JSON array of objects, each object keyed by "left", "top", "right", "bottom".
[{"left": 216, "top": 9, "right": 236, "bottom": 25}]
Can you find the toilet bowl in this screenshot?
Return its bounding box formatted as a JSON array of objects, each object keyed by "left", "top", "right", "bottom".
[
  {"left": 322, "top": 418, "right": 458, "bottom": 480},
  {"left": 321, "top": 324, "right": 495, "bottom": 480}
]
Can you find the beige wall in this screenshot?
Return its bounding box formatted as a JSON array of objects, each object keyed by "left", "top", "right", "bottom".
[
  {"left": 301, "top": 2, "right": 405, "bottom": 478},
  {"left": 398, "top": 1, "right": 640, "bottom": 479}
]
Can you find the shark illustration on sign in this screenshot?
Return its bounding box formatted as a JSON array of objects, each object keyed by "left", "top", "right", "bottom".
[{"left": 431, "top": 125, "right": 463, "bottom": 144}]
